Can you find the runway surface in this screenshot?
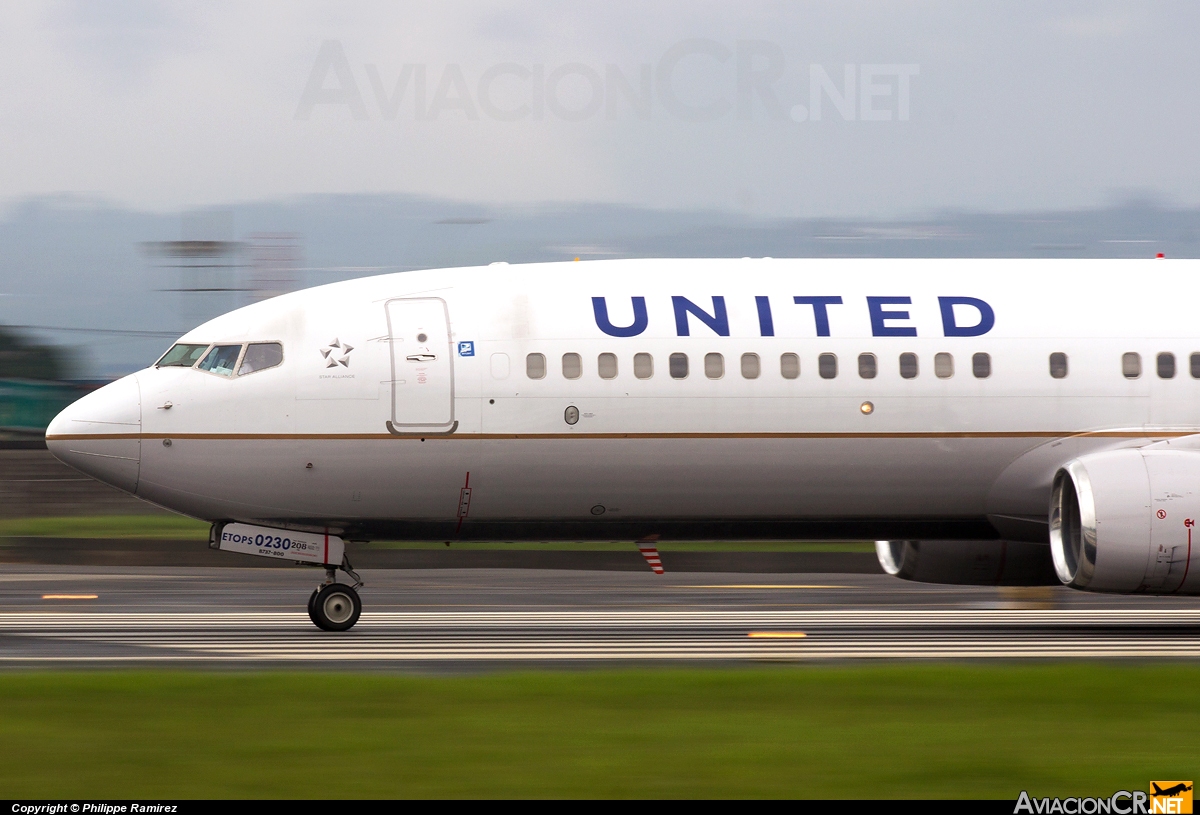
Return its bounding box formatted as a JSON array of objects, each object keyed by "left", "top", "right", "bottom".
[{"left": 1, "top": 566, "right": 1199, "bottom": 665}]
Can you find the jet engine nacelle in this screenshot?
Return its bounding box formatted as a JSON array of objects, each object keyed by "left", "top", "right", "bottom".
[
  {"left": 875, "top": 539, "right": 1059, "bottom": 586},
  {"left": 1050, "top": 449, "right": 1200, "bottom": 595}
]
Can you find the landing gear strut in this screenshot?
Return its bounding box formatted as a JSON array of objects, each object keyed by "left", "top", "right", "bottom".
[{"left": 307, "top": 556, "right": 363, "bottom": 631}]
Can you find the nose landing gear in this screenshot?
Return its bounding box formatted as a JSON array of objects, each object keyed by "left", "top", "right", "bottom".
[
  {"left": 307, "top": 557, "right": 364, "bottom": 631},
  {"left": 209, "top": 522, "right": 366, "bottom": 630}
]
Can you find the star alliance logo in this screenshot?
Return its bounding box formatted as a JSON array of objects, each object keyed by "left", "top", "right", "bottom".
[{"left": 320, "top": 338, "right": 353, "bottom": 368}]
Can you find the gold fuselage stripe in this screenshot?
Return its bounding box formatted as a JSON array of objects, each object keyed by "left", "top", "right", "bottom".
[{"left": 43, "top": 430, "right": 1196, "bottom": 442}]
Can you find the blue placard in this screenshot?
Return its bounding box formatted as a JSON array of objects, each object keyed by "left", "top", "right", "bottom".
[{"left": 457, "top": 341, "right": 475, "bottom": 357}]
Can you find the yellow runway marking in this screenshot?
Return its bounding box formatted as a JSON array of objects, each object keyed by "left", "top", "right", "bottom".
[
  {"left": 674, "top": 585, "right": 849, "bottom": 589},
  {"left": 747, "top": 632, "right": 807, "bottom": 639},
  {"left": 41, "top": 594, "right": 98, "bottom": 600}
]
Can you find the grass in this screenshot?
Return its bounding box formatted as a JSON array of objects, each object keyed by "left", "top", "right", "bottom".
[
  {"left": 0, "top": 515, "right": 876, "bottom": 551},
  {"left": 0, "top": 665, "right": 1195, "bottom": 798},
  {"left": 0, "top": 514, "right": 210, "bottom": 539},
  {"left": 365, "top": 540, "right": 876, "bottom": 552}
]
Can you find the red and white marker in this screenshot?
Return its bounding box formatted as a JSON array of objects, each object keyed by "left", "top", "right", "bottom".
[{"left": 637, "top": 536, "right": 664, "bottom": 574}]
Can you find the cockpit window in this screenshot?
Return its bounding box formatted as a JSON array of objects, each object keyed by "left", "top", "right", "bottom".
[
  {"left": 197, "top": 344, "right": 242, "bottom": 377},
  {"left": 238, "top": 342, "right": 284, "bottom": 376},
  {"left": 157, "top": 343, "right": 210, "bottom": 368}
]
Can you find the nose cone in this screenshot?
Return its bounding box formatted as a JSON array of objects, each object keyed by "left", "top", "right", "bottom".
[{"left": 45, "top": 374, "right": 142, "bottom": 494}]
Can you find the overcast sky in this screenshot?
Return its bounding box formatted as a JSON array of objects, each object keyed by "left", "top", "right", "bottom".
[{"left": 2, "top": 1, "right": 1198, "bottom": 218}]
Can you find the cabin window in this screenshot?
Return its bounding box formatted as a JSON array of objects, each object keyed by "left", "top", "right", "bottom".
[
  {"left": 562, "top": 353, "right": 582, "bottom": 379},
  {"left": 1122, "top": 352, "right": 1141, "bottom": 379},
  {"left": 669, "top": 352, "right": 689, "bottom": 379},
  {"left": 704, "top": 353, "right": 724, "bottom": 379},
  {"left": 238, "top": 342, "right": 283, "bottom": 376},
  {"left": 1191, "top": 353, "right": 1200, "bottom": 379},
  {"left": 899, "top": 353, "right": 918, "bottom": 379},
  {"left": 1157, "top": 352, "right": 1176, "bottom": 379},
  {"left": 741, "top": 353, "right": 760, "bottom": 379},
  {"left": 858, "top": 353, "right": 877, "bottom": 379},
  {"left": 157, "top": 343, "right": 210, "bottom": 368},
  {"left": 972, "top": 352, "right": 991, "bottom": 379},
  {"left": 526, "top": 353, "right": 546, "bottom": 379},
  {"left": 1049, "top": 352, "right": 1068, "bottom": 379},
  {"left": 598, "top": 352, "right": 618, "bottom": 380},
  {"left": 780, "top": 353, "right": 800, "bottom": 379},
  {"left": 634, "top": 352, "right": 653, "bottom": 379},
  {"left": 934, "top": 352, "right": 954, "bottom": 379},
  {"left": 197, "top": 345, "right": 242, "bottom": 377},
  {"left": 818, "top": 353, "right": 838, "bottom": 379}
]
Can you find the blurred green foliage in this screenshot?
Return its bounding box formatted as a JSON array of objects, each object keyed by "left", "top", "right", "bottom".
[{"left": 0, "top": 326, "right": 76, "bottom": 380}]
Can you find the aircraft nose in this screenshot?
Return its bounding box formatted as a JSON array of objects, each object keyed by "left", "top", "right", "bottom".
[{"left": 45, "top": 373, "right": 142, "bottom": 494}]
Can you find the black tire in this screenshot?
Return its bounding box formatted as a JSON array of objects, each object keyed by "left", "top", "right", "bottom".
[
  {"left": 306, "top": 588, "right": 320, "bottom": 627},
  {"left": 311, "top": 583, "right": 361, "bottom": 632}
]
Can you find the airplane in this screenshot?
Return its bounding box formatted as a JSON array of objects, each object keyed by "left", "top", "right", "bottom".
[
  {"left": 45, "top": 257, "right": 1200, "bottom": 630},
  {"left": 1152, "top": 783, "right": 1193, "bottom": 798}
]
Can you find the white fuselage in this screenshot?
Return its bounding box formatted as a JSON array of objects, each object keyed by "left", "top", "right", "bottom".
[{"left": 45, "top": 258, "right": 1200, "bottom": 543}]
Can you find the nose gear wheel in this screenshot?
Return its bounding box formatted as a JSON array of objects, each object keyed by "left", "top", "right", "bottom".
[{"left": 309, "top": 583, "right": 362, "bottom": 631}]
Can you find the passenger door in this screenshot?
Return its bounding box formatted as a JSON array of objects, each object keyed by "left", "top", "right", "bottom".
[{"left": 386, "top": 297, "right": 456, "bottom": 432}]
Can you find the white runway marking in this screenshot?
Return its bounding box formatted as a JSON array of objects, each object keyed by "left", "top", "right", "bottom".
[
  {"left": 0, "top": 609, "right": 1198, "bottom": 662},
  {"left": 0, "top": 574, "right": 194, "bottom": 582}
]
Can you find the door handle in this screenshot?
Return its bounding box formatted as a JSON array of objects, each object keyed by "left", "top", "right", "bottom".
[{"left": 406, "top": 353, "right": 437, "bottom": 362}]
